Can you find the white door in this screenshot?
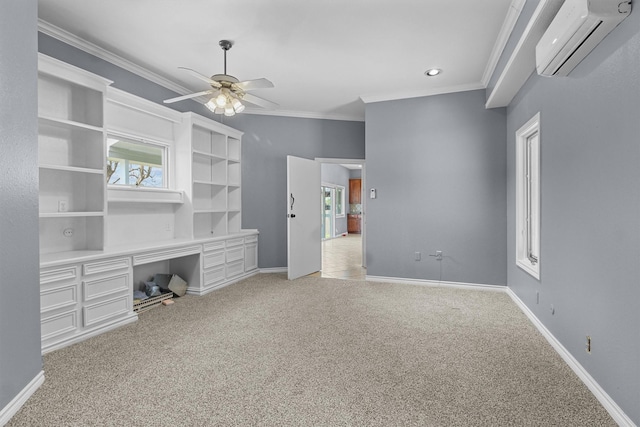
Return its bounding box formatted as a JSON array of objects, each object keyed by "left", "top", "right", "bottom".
[{"left": 287, "top": 155, "right": 321, "bottom": 280}]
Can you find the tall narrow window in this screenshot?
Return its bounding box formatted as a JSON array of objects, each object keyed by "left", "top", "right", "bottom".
[{"left": 516, "top": 113, "right": 541, "bottom": 279}]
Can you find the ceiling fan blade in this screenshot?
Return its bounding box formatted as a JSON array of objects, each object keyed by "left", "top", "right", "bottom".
[
  {"left": 233, "top": 78, "right": 274, "bottom": 91},
  {"left": 240, "top": 93, "right": 279, "bottom": 110},
  {"left": 178, "top": 67, "right": 222, "bottom": 88},
  {"left": 163, "top": 90, "right": 213, "bottom": 104}
]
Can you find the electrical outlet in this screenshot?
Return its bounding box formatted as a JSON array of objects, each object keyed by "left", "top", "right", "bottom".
[
  {"left": 63, "top": 228, "right": 74, "bottom": 237},
  {"left": 586, "top": 336, "right": 591, "bottom": 353},
  {"left": 414, "top": 252, "right": 421, "bottom": 261},
  {"left": 58, "top": 199, "right": 68, "bottom": 213}
]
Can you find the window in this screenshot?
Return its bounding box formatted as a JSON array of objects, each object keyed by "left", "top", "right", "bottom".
[
  {"left": 107, "top": 135, "right": 167, "bottom": 188},
  {"left": 515, "top": 113, "right": 541, "bottom": 279},
  {"left": 335, "top": 185, "right": 345, "bottom": 217}
]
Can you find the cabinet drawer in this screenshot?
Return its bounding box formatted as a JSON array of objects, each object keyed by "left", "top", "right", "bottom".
[
  {"left": 204, "top": 265, "right": 226, "bottom": 286},
  {"left": 41, "top": 284, "right": 77, "bottom": 314},
  {"left": 226, "top": 237, "right": 244, "bottom": 247},
  {"left": 226, "top": 246, "right": 244, "bottom": 263},
  {"left": 83, "top": 273, "right": 130, "bottom": 302},
  {"left": 203, "top": 241, "right": 225, "bottom": 252},
  {"left": 203, "top": 250, "right": 225, "bottom": 269},
  {"left": 226, "top": 260, "right": 244, "bottom": 278},
  {"left": 244, "top": 235, "right": 258, "bottom": 243},
  {"left": 83, "top": 257, "right": 130, "bottom": 276},
  {"left": 41, "top": 310, "right": 77, "bottom": 341},
  {"left": 40, "top": 266, "right": 77, "bottom": 285},
  {"left": 83, "top": 295, "right": 130, "bottom": 328}
]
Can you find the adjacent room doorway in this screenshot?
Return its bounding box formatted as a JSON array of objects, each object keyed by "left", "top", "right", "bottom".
[{"left": 317, "top": 158, "right": 366, "bottom": 280}]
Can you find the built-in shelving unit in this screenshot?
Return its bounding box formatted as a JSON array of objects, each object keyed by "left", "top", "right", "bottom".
[
  {"left": 36, "top": 56, "right": 258, "bottom": 355},
  {"left": 176, "top": 113, "right": 244, "bottom": 240},
  {"left": 37, "top": 54, "right": 112, "bottom": 256}
]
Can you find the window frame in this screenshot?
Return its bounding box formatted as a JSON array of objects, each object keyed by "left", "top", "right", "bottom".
[
  {"left": 515, "top": 113, "right": 541, "bottom": 280},
  {"left": 106, "top": 133, "right": 170, "bottom": 189},
  {"left": 335, "top": 185, "right": 346, "bottom": 218}
]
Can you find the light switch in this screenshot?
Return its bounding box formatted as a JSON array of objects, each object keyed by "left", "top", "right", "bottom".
[{"left": 370, "top": 188, "right": 376, "bottom": 199}]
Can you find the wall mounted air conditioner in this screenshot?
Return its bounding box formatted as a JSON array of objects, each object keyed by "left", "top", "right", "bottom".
[{"left": 536, "top": 0, "right": 631, "bottom": 77}]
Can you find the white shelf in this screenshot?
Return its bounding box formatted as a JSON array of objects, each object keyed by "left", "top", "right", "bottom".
[
  {"left": 39, "top": 115, "right": 103, "bottom": 133},
  {"left": 193, "top": 180, "right": 226, "bottom": 187},
  {"left": 39, "top": 212, "right": 104, "bottom": 218},
  {"left": 107, "top": 187, "right": 184, "bottom": 204},
  {"left": 38, "top": 54, "right": 109, "bottom": 256},
  {"left": 39, "top": 164, "right": 104, "bottom": 175},
  {"left": 192, "top": 149, "right": 226, "bottom": 161},
  {"left": 193, "top": 209, "right": 227, "bottom": 214}
]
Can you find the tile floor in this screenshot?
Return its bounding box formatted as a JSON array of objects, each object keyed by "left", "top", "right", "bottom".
[{"left": 312, "top": 234, "right": 366, "bottom": 280}]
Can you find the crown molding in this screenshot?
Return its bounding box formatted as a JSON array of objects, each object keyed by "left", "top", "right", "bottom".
[
  {"left": 38, "top": 19, "right": 364, "bottom": 123},
  {"left": 481, "top": 0, "right": 527, "bottom": 87},
  {"left": 360, "top": 81, "right": 485, "bottom": 105},
  {"left": 38, "top": 19, "right": 195, "bottom": 97},
  {"left": 242, "top": 107, "right": 364, "bottom": 122}
]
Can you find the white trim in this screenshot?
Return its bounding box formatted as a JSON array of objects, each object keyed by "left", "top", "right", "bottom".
[
  {"left": 506, "top": 288, "right": 636, "bottom": 427},
  {"left": 38, "top": 20, "right": 364, "bottom": 123},
  {"left": 365, "top": 275, "right": 506, "bottom": 292},
  {"left": 360, "top": 82, "right": 484, "bottom": 105},
  {"left": 515, "top": 113, "right": 541, "bottom": 280},
  {"left": 38, "top": 20, "right": 192, "bottom": 97},
  {"left": 481, "top": 0, "right": 527, "bottom": 86},
  {"left": 242, "top": 108, "right": 364, "bottom": 122},
  {"left": 0, "top": 371, "right": 45, "bottom": 425},
  {"left": 485, "top": 0, "right": 564, "bottom": 108},
  {"left": 259, "top": 267, "right": 288, "bottom": 274},
  {"left": 41, "top": 314, "right": 137, "bottom": 354}
]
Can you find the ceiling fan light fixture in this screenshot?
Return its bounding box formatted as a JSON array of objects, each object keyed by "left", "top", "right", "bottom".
[
  {"left": 204, "top": 99, "right": 217, "bottom": 112},
  {"left": 215, "top": 92, "right": 228, "bottom": 108},
  {"left": 231, "top": 98, "right": 245, "bottom": 113},
  {"left": 224, "top": 105, "right": 236, "bottom": 116}
]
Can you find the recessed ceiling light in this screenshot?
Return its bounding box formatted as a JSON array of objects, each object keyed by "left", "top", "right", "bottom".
[{"left": 424, "top": 68, "right": 442, "bottom": 77}]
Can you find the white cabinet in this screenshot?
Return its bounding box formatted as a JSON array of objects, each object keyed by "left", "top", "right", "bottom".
[
  {"left": 38, "top": 54, "right": 112, "bottom": 257},
  {"left": 244, "top": 235, "right": 258, "bottom": 272},
  {"left": 40, "top": 256, "right": 135, "bottom": 353},
  {"left": 176, "top": 113, "right": 244, "bottom": 239}
]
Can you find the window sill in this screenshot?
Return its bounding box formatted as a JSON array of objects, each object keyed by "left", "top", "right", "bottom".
[
  {"left": 107, "top": 187, "right": 184, "bottom": 204},
  {"left": 516, "top": 259, "right": 540, "bottom": 280}
]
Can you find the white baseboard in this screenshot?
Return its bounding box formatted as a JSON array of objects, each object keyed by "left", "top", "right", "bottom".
[
  {"left": 0, "top": 370, "right": 44, "bottom": 426},
  {"left": 259, "top": 267, "right": 287, "bottom": 274},
  {"left": 365, "top": 275, "right": 506, "bottom": 292},
  {"left": 506, "top": 288, "right": 635, "bottom": 427}
]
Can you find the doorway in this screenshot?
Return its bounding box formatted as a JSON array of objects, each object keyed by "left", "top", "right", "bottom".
[{"left": 316, "top": 158, "right": 366, "bottom": 280}]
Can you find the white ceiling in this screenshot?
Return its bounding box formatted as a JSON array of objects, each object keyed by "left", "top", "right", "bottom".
[{"left": 37, "top": 0, "right": 517, "bottom": 121}]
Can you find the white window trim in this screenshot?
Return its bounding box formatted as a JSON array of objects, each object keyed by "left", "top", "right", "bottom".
[
  {"left": 515, "top": 113, "right": 541, "bottom": 280},
  {"left": 106, "top": 131, "right": 170, "bottom": 189},
  {"left": 335, "top": 185, "right": 346, "bottom": 218}
]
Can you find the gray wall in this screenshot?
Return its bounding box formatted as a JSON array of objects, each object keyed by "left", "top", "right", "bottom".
[
  {"left": 365, "top": 90, "right": 507, "bottom": 285},
  {"left": 0, "top": 0, "right": 42, "bottom": 414},
  {"left": 38, "top": 33, "right": 366, "bottom": 270},
  {"left": 321, "top": 163, "right": 350, "bottom": 236},
  {"left": 505, "top": 10, "right": 640, "bottom": 423},
  {"left": 349, "top": 169, "right": 362, "bottom": 179},
  {"left": 226, "top": 114, "right": 364, "bottom": 267}
]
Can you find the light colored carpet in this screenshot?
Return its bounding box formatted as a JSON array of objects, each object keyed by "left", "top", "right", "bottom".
[{"left": 8, "top": 274, "right": 614, "bottom": 426}]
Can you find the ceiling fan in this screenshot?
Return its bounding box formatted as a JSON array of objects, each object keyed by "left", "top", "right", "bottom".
[{"left": 163, "top": 40, "right": 277, "bottom": 116}]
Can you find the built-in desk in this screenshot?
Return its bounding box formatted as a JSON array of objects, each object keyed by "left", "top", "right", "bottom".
[{"left": 39, "top": 230, "right": 259, "bottom": 353}]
